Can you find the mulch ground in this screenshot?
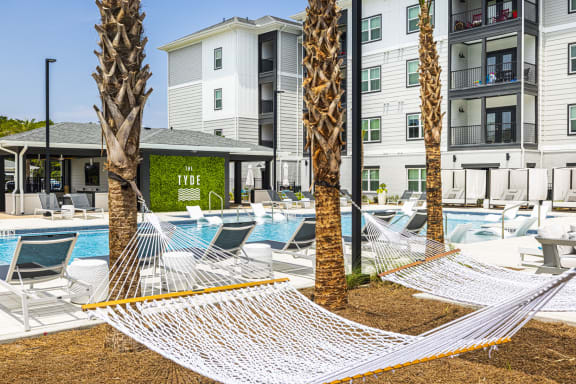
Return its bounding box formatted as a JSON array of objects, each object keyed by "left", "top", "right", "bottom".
[{"left": 1, "top": 282, "right": 575, "bottom": 384}]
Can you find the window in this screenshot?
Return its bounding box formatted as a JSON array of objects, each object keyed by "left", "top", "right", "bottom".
[
  {"left": 407, "top": 59, "right": 419, "bottom": 87},
  {"left": 569, "top": 105, "right": 576, "bottom": 135},
  {"left": 85, "top": 163, "right": 100, "bottom": 186},
  {"left": 407, "top": 2, "right": 435, "bottom": 34},
  {"left": 570, "top": 0, "right": 576, "bottom": 13},
  {"left": 214, "top": 88, "right": 223, "bottom": 110},
  {"left": 407, "top": 168, "right": 426, "bottom": 192},
  {"left": 214, "top": 129, "right": 223, "bottom": 137},
  {"left": 407, "top": 113, "right": 424, "bottom": 140},
  {"left": 214, "top": 47, "right": 223, "bottom": 70},
  {"left": 570, "top": 43, "right": 576, "bottom": 74},
  {"left": 362, "top": 168, "right": 380, "bottom": 192},
  {"left": 361, "top": 66, "right": 381, "bottom": 93},
  {"left": 361, "top": 15, "right": 382, "bottom": 43},
  {"left": 362, "top": 118, "right": 381, "bottom": 143}
]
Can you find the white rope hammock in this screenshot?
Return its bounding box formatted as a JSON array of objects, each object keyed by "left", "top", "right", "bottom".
[
  {"left": 364, "top": 213, "right": 576, "bottom": 312},
  {"left": 83, "top": 210, "right": 576, "bottom": 384}
]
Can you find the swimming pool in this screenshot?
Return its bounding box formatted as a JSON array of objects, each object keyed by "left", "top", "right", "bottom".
[{"left": 0, "top": 210, "right": 534, "bottom": 265}]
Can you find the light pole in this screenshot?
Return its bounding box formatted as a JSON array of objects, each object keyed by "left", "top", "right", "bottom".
[
  {"left": 273, "top": 89, "right": 285, "bottom": 191},
  {"left": 351, "top": 0, "right": 362, "bottom": 271},
  {"left": 45, "top": 58, "right": 56, "bottom": 194}
]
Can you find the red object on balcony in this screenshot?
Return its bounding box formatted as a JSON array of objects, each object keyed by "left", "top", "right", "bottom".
[{"left": 512, "top": 10, "right": 518, "bottom": 18}]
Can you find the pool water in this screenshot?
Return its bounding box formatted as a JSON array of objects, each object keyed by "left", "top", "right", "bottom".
[{"left": 0, "top": 211, "right": 523, "bottom": 265}]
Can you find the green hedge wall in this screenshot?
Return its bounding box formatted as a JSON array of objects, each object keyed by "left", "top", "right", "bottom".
[{"left": 149, "top": 155, "right": 226, "bottom": 212}]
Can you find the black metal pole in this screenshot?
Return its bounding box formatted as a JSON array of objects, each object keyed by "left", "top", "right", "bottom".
[
  {"left": 351, "top": 0, "right": 362, "bottom": 271},
  {"left": 273, "top": 90, "right": 278, "bottom": 191},
  {"left": 45, "top": 58, "right": 56, "bottom": 194}
]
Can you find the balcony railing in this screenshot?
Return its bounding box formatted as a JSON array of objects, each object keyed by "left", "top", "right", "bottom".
[
  {"left": 525, "top": 1, "right": 538, "bottom": 23},
  {"left": 486, "top": 2, "right": 518, "bottom": 25},
  {"left": 260, "top": 59, "right": 274, "bottom": 73},
  {"left": 260, "top": 100, "right": 273, "bottom": 114},
  {"left": 524, "top": 62, "right": 537, "bottom": 84},
  {"left": 451, "top": 62, "right": 519, "bottom": 90},
  {"left": 259, "top": 139, "right": 273, "bottom": 148},
  {"left": 452, "top": 8, "right": 483, "bottom": 33},
  {"left": 450, "top": 123, "right": 537, "bottom": 146}
]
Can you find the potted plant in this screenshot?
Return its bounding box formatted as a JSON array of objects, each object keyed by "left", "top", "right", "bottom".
[{"left": 376, "top": 183, "right": 388, "bottom": 205}]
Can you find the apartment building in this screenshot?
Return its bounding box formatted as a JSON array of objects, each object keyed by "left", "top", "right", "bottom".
[{"left": 158, "top": 16, "right": 307, "bottom": 191}]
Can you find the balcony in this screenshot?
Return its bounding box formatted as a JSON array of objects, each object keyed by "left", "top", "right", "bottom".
[
  {"left": 451, "top": 0, "right": 525, "bottom": 34},
  {"left": 450, "top": 123, "right": 537, "bottom": 147},
  {"left": 259, "top": 139, "right": 273, "bottom": 148},
  {"left": 260, "top": 100, "right": 273, "bottom": 114},
  {"left": 451, "top": 61, "right": 537, "bottom": 90},
  {"left": 260, "top": 59, "right": 274, "bottom": 73}
]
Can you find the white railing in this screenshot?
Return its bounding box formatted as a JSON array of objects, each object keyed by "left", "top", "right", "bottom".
[
  {"left": 209, "top": 191, "right": 224, "bottom": 218},
  {"left": 501, "top": 203, "right": 523, "bottom": 239},
  {"left": 0, "top": 229, "right": 16, "bottom": 238}
]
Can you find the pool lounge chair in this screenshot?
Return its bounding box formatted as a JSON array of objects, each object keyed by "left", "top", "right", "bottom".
[
  {"left": 250, "top": 203, "right": 285, "bottom": 221},
  {"left": 265, "top": 190, "right": 292, "bottom": 209},
  {"left": 491, "top": 189, "right": 527, "bottom": 208},
  {"left": 206, "top": 221, "right": 256, "bottom": 258},
  {"left": 301, "top": 191, "right": 315, "bottom": 202},
  {"left": 475, "top": 217, "right": 537, "bottom": 238},
  {"left": 266, "top": 218, "right": 316, "bottom": 261},
  {"left": 186, "top": 206, "right": 223, "bottom": 226},
  {"left": 395, "top": 191, "right": 413, "bottom": 205},
  {"left": 554, "top": 189, "right": 576, "bottom": 209},
  {"left": 0, "top": 233, "right": 91, "bottom": 331},
  {"left": 34, "top": 193, "right": 62, "bottom": 220},
  {"left": 484, "top": 202, "right": 522, "bottom": 223},
  {"left": 281, "top": 190, "right": 302, "bottom": 208},
  {"left": 69, "top": 193, "right": 105, "bottom": 219},
  {"left": 447, "top": 223, "right": 473, "bottom": 244},
  {"left": 443, "top": 188, "right": 465, "bottom": 206},
  {"left": 402, "top": 210, "right": 428, "bottom": 235}
]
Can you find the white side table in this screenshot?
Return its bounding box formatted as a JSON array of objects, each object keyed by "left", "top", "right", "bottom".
[
  {"left": 162, "top": 251, "right": 197, "bottom": 292},
  {"left": 61, "top": 205, "right": 75, "bottom": 220},
  {"left": 242, "top": 243, "right": 273, "bottom": 279},
  {"left": 68, "top": 258, "right": 109, "bottom": 304}
]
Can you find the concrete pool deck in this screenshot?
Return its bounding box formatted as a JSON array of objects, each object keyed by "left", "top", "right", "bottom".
[{"left": 1, "top": 205, "right": 576, "bottom": 342}]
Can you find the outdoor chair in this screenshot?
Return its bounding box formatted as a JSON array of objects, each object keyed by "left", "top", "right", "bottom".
[
  {"left": 0, "top": 233, "right": 91, "bottom": 331},
  {"left": 402, "top": 210, "right": 428, "bottom": 235},
  {"left": 281, "top": 190, "right": 302, "bottom": 207},
  {"left": 69, "top": 193, "right": 105, "bottom": 219},
  {"left": 34, "top": 193, "right": 62, "bottom": 220},
  {"left": 206, "top": 221, "right": 257, "bottom": 259},
  {"left": 447, "top": 223, "right": 473, "bottom": 244},
  {"left": 250, "top": 203, "right": 285, "bottom": 221},
  {"left": 395, "top": 191, "right": 413, "bottom": 205},
  {"left": 264, "top": 218, "right": 316, "bottom": 261},
  {"left": 535, "top": 236, "right": 576, "bottom": 275},
  {"left": 476, "top": 217, "right": 537, "bottom": 238},
  {"left": 186, "top": 206, "right": 223, "bottom": 226},
  {"left": 301, "top": 191, "right": 315, "bottom": 201}
]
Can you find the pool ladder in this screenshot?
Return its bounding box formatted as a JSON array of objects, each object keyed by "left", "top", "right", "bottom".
[
  {"left": 209, "top": 191, "right": 224, "bottom": 218},
  {"left": 0, "top": 229, "right": 16, "bottom": 239}
]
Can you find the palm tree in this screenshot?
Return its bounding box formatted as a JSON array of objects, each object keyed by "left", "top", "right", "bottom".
[
  {"left": 419, "top": 0, "right": 445, "bottom": 243},
  {"left": 303, "top": 0, "right": 347, "bottom": 310},
  {"left": 93, "top": 0, "right": 152, "bottom": 350}
]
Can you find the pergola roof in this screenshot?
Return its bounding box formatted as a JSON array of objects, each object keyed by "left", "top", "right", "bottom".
[{"left": 0, "top": 122, "right": 273, "bottom": 157}]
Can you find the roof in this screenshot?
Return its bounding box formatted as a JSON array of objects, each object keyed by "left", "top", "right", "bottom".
[
  {"left": 159, "top": 15, "right": 302, "bottom": 52},
  {"left": 0, "top": 122, "right": 272, "bottom": 156}
]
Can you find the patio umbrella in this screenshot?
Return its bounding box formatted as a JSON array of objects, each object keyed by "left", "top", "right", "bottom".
[
  {"left": 282, "top": 163, "right": 290, "bottom": 187},
  {"left": 246, "top": 165, "right": 255, "bottom": 189}
]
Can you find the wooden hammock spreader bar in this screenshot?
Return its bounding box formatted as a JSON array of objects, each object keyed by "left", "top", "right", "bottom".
[
  {"left": 82, "top": 278, "right": 290, "bottom": 311},
  {"left": 379, "top": 249, "right": 461, "bottom": 277},
  {"left": 323, "top": 337, "right": 512, "bottom": 384}
]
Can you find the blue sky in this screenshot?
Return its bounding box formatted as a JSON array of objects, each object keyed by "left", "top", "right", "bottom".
[{"left": 0, "top": 0, "right": 307, "bottom": 127}]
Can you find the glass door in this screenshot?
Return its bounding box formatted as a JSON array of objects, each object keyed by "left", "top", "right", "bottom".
[
  {"left": 486, "top": 107, "right": 516, "bottom": 144},
  {"left": 487, "top": 49, "right": 516, "bottom": 83}
]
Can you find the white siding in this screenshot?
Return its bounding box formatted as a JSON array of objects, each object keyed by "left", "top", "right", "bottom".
[
  {"left": 238, "top": 117, "right": 259, "bottom": 145},
  {"left": 280, "top": 32, "right": 299, "bottom": 74},
  {"left": 168, "top": 84, "right": 203, "bottom": 131},
  {"left": 236, "top": 29, "right": 259, "bottom": 120},
  {"left": 278, "top": 75, "right": 300, "bottom": 154},
  {"left": 169, "top": 43, "right": 202, "bottom": 86},
  {"left": 544, "top": 0, "right": 576, "bottom": 27},
  {"left": 204, "top": 118, "right": 237, "bottom": 139}
]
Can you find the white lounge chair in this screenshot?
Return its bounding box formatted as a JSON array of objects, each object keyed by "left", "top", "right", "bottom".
[
  {"left": 443, "top": 188, "right": 465, "bottom": 205},
  {"left": 250, "top": 203, "right": 286, "bottom": 221},
  {"left": 0, "top": 233, "right": 91, "bottom": 331},
  {"left": 186, "top": 206, "right": 223, "bottom": 226},
  {"left": 476, "top": 217, "right": 537, "bottom": 238},
  {"left": 447, "top": 223, "right": 473, "bottom": 244},
  {"left": 484, "top": 203, "right": 522, "bottom": 222}
]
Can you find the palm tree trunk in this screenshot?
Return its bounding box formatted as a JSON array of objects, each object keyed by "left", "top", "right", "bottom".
[
  {"left": 419, "top": 0, "right": 445, "bottom": 243},
  {"left": 94, "top": 0, "right": 152, "bottom": 351},
  {"left": 304, "top": 0, "right": 347, "bottom": 310}
]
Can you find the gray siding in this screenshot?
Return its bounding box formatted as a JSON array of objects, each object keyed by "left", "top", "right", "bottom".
[
  {"left": 278, "top": 83, "right": 300, "bottom": 154},
  {"left": 544, "top": 1, "right": 576, "bottom": 27},
  {"left": 168, "top": 84, "right": 203, "bottom": 131},
  {"left": 204, "top": 118, "right": 237, "bottom": 139},
  {"left": 169, "top": 43, "right": 203, "bottom": 86},
  {"left": 238, "top": 118, "right": 259, "bottom": 145},
  {"left": 280, "top": 32, "right": 299, "bottom": 74}
]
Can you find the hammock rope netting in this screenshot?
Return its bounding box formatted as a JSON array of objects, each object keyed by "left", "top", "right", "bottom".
[
  {"left": 364, "top": 213, "right": 576, "bottom": 312},
  {"left": 82, "top": 210, "right": 576, "bottom": 384}
]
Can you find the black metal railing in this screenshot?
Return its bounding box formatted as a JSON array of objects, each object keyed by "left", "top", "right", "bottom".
[
  {"left": 524, "top": 62, "right": 537, "bottom": 84},
  {"left": 451, "top": 8, "right": 483, "bottom": 32},
  {"left": 524, "top": 123, "right": 537, "bottom": 144},
  {"left": 486, "top": 2, "right": 518, "bottom": 25},
  {"left": 259, "top": 139, "right": 273, "bottom": 148},
  {"left": 24, "top": 176, "right": 64, "bottom": 193},
  {"left": 486, "top": 61, "right": 518, "bottom": 84},
  {"left": 525, "top": 0, "right": 538, "bottom": 23},
  {"left": 260, "top": 59, "right": 274, "bottom": 73},
  {"left": 260, "top": 100, "right": 273, "bottom": 114},
  {"left": 451, "top": 66, "right": 482, "bottom": 89},
  {"left": 450, "top": 123, "right": 536, "bottom": 147}
]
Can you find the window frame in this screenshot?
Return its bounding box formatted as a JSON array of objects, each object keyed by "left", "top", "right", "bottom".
[
  {"left": 569, "top": 43, "right": 576, "bottom": 75},
  {"left": 84, "top": 162, "right": 100, "bottom": 186},
  {"left": 407, "top": 168, "right": 426, "bottom": 193},
  {"left": 362, "top": 167, "right": 380, "bottom": 193},
  {"left": 214, "top": 88, "right": 223, "bottom": 110},
  {"left": 362, "top": 117, "right": 382, "bottom": 143},
  {"left": 361, "top": 66, "right": 382, "bottom": 94},
  {"left": 406, "top": 112, "right": 424, "bottom": 141},
  {"left": 361, "top": 14, "right": 382, "bottom": 44},
  {"left": 214, "top": 47, "right": 223, "bottom": 70},
  {"left": 214, "top": 129, "right": 223, "bottom": 137},
  {"left": 570, "top": 0, "right": 576, "bottom": 14},
  {"left": 407, "top": 2, "right": 435, "bottom": 35},
  {"left": 569, "top": 104, "right": 576, "bottom": 136},
  {"left": 406, "top": 59, "right": 420, "bottom": 87}
]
